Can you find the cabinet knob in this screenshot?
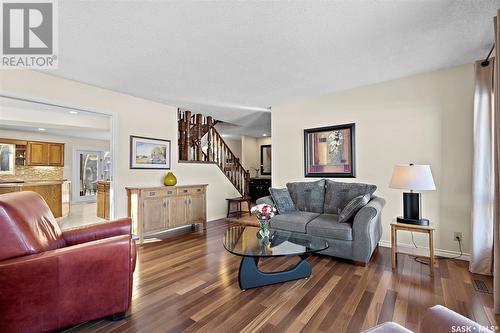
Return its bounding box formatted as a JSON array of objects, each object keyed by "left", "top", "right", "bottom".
[{"left": 183, "top": 189, "right": 188, "bottom": 193}]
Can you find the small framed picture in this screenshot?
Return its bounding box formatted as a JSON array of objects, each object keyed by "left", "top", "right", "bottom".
[
  {"left": 130, "top": 136, "right": 171, "bottom": 170},
  {"left": 260, "top": 144, "right": 271, "bottom": 175},
  {"left": 304, "top": 123, "right": 355, "bottom": 178}
]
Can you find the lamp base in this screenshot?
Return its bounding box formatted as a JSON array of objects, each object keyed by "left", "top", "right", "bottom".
[{"left": 396, "top": 217, "right": 430, "bottom": 226}]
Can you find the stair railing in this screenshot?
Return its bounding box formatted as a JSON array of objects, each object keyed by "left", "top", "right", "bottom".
[{"left": 178, "top": 109, "right": 250, "bottom": 196}]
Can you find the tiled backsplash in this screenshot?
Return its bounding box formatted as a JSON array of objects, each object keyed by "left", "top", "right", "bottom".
[{"left": 0, "top": 165, "right": 64, "bottom": 181}]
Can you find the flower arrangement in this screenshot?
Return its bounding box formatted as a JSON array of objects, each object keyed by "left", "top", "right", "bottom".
[
  {"left": 251, "top": 203, "right": 276, "bottom": 220},
  {"left": 251, "top": 204, "right": 276, "bottom": 237}
]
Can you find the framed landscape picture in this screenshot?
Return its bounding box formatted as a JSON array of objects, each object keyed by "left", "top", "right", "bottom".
[
  {"left": 130, "top": 136, "right": 171, "bottom": 169},
  {"left": 304, "top": 123, "right": 355, "bottom": 178}
]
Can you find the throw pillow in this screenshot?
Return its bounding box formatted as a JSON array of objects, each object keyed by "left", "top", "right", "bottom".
[
  {"left": 339, "top": 193, "right": 371, "bottom": 223},
  {"left": 286, "top": 179, "right": 325, "bottom": 213},
  {"left": 269, "top": 188, "right": 297, "bottom": 214},
  {"left": 324, "top": 180, "right": 377, "bottom": 214}
]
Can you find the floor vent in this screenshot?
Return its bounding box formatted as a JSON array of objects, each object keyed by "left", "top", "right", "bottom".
[{"left": 473, "top": 279, "right": 492, "bottom": 294}]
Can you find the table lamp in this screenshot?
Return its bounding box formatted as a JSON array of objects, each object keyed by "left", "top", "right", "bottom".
[{"left": 389, "top": 164, "right": 436, "bottom": 226}]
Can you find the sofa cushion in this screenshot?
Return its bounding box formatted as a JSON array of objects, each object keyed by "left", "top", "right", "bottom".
[
  {"left": 269, "top": 188, "right": 297, "bottom": 214},
  {"left": 324, "top": 180, "right": 377, "bottom": 214},
  {"left": 306, "top": 214, "right": 353, "bottom": 241},
  {"left": 339, "top": 193, "right": 371, "bottom": 223},
  {"left": 270, "top": 212, "right": 320, "bottom": 233},
  {"left": 286, "top": 179, "right": 325, "bottom": 213}
]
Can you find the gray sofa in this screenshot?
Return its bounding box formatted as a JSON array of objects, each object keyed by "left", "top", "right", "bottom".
[{"left": 256, "top": 179, "right": 385, "bottom": 264}]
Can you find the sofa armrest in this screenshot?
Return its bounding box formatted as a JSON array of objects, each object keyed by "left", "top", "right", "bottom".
[
  {"left": 352, "top": 196, "right": 386, "bottom": 247},
  {"left": 62, "top": 217, "right": 131, "bottom": 246},
  {"left": 256, "top": 195, "right": 275, "bottom": 207},
  {"left": 0, "top": 236, "right": 134, "bottom": 332},
  {"left": 420, "top": 305, "right": 493, "bottom": 333}
]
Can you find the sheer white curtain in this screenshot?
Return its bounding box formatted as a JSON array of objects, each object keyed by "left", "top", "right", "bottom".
[{"left": 470, "top": 60, "right": 494, "bottom": 275}]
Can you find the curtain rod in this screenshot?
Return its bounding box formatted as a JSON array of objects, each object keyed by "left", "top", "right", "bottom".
[{"left": 481, "top": 45, "right": 495, "bottom": 67}]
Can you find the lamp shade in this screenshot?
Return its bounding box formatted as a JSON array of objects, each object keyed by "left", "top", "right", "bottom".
[{"left": 389, "top": 164, "right": 436, "bottom": 191}]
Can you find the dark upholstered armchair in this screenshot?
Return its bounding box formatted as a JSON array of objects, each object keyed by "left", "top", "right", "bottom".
[{"left": 0, "top": 191, "right": 136, "bottom": 332}]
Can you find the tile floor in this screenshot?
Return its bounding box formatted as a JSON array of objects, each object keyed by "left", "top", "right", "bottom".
[{"left": 57, "top": 202, "right": 107, "bottom": 230}]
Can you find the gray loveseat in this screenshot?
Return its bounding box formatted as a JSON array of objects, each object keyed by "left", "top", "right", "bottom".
[{"left": 256, "top": 179, "right": 385, "bottom": 264}]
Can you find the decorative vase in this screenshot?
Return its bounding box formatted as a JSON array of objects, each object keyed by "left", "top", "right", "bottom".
[
  {"left": 163, "top": 172, "right": 177, "bottom": 186},
  {"left": 259, "top": 219, "right": 270, "bottom": 238}
]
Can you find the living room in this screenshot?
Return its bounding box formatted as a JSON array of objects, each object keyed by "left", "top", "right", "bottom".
[{"left": 1, "top": 1, "right": 499, "bottom": 333}]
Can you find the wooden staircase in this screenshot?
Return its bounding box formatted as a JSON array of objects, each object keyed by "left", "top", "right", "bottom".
[{"left": 178, "top": 109, "right": 250, "bottom": 196}]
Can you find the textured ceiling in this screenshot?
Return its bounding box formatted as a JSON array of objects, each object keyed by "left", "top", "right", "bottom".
[{"left": 43, "top": 0, "right": 500, "bottom": 137}]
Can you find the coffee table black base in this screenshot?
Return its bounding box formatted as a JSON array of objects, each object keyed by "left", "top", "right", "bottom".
[{"left": 238, "top": 254, "right": 312, "bottom": 290}]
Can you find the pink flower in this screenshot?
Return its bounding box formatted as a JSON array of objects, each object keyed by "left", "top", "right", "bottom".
[{"left": 251, "top": 203, "right": 276, "bottom": 220}]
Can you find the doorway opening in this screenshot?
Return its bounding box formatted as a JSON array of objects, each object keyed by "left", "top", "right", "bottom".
[{"left": 0, "top": 94, "right": 116, "bottom": 230}]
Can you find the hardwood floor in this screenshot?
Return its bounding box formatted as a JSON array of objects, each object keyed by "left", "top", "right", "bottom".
[{"left": 67, "top": 217, "right": 498, "bottom": 333}]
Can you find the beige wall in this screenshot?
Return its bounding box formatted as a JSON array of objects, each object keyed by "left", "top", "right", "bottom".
[
  {"left": 272, "top": 64, "right": 474, "bottom": 257},
  {"left": 224, "top": 138, "right": 242, "bottom": 160},
  {"left": 241, "top": 136, "right": 258, "bottom": 177},
  {"left": 241, "top": 135, "right": 272, "bottom": 178},
  {"left": 0, "top": 70, "right": 240, "bottom": 221}
]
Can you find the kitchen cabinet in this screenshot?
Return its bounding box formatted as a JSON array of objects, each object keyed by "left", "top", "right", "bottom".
[
  {"left": 27, "top": 141, "right": 48, "bottom": 165},
  {"left": 97, "top": 181, "right": 110, "bottom": 220},
  {"left": 47, "top": 143, "right": 64, "bottom": 166},
  {"left": 0, "top": 181, "right": 70, "bottom": 218},
  {"left": 27, "top": 141, "right": 65, "bottom": 166},
  {"left": 126, "top": 185, "right": 207, "bottom": 244}
]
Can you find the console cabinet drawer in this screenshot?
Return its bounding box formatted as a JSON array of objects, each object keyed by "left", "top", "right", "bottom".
[
  {"left": 179, "top": 186, "right": 205, "bottom": 195},
  {"left": 143, "top": 189, "right": 177, "bottom": 198}
]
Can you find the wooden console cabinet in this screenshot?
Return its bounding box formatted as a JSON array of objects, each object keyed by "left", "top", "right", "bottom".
[{"left": 126, "top": 184, "right": 207, "bottom": 244}]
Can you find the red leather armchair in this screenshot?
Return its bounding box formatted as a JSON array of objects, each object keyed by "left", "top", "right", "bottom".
[{"left": 0, "top": 191, "right": 137, "bottom": 333}]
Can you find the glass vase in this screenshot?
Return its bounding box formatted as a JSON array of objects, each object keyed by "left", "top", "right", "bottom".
[
  {"left": 259, "top": 219, "right": 270, "bottom": 238},
  {"left": 163, "top": 172, "right": 177, "bottom": 186}
]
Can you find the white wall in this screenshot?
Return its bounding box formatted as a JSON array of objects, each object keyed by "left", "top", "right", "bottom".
[
  {"left": 0, "top": 70, "right": 240, "bottom": 221},
  {"left": 0, "top": 129, "right": 110, "bottom": 180},
  {"left": 272, "top": 64, "right": 474, "bottom": 257},
  {"left": 241, "top": 135, "right": 272, "bottom": 178}
]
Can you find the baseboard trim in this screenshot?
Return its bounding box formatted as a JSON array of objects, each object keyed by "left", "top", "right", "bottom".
[{"left": 378, "top": 240, "right": 470, "bottom": 261}]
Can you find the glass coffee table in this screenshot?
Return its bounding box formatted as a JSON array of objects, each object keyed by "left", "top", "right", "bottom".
[{"left": 223, "top": 226, "right": 329, "bottom": 290}]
